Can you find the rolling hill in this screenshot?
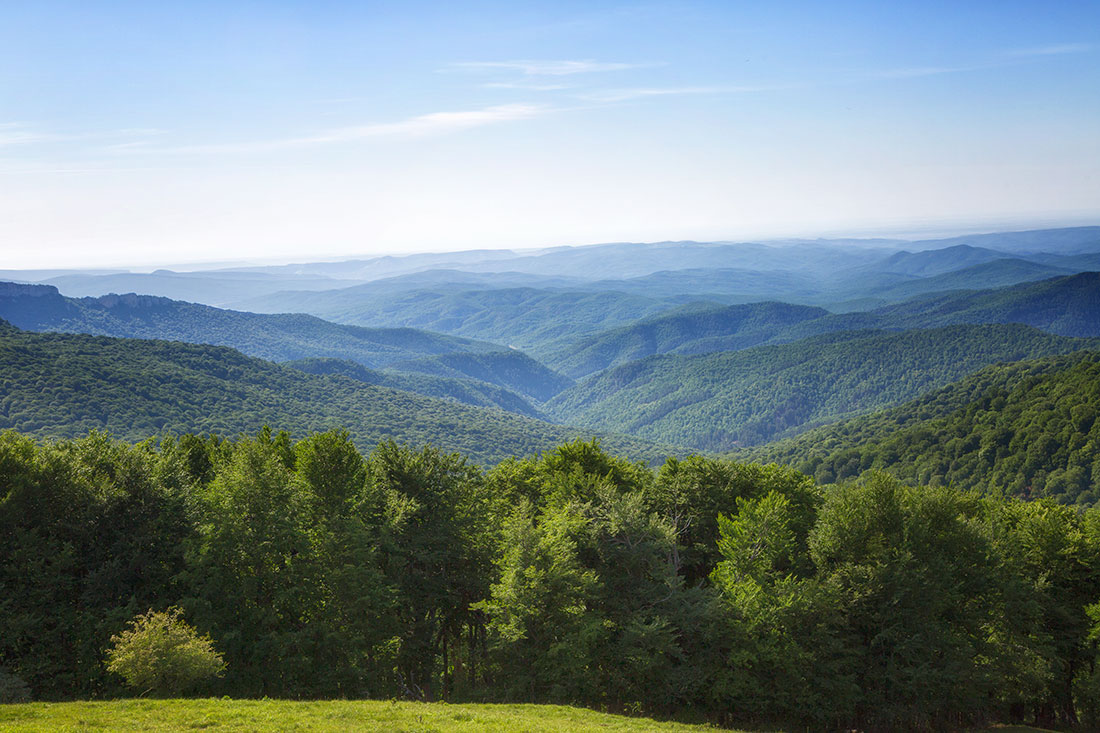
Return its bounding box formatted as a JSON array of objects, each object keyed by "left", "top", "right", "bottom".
[
  {"left": 385, "top": 350, "right": 574, "bottom": 402},
  {"left": 543, "top": 301, "right": 829, "bottom": 379},
  {"left": 754, "top": 350, "right": 1100, "bottom": 503},
  {"left": 546, "top": 324, "right": 1100, "bottom": 451},
  {"left": 236, "top": 286, "right": 678, "bottom": 351},
  {"left": 873, "top": 271, "right": 1100, "bottom": 336},
  {"left": 283, "top": 357, "right": 546, "bottom": 418},
  {"left": 0, "top": 281, "right": 500, "bottom": 369},
  {"left": 0, "top": 322, "right": 673, "bottom": 465}
]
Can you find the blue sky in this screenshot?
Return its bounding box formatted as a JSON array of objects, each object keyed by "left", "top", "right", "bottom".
[{"left": 1, "top": 1, "right": 1097, "bottom": 267}]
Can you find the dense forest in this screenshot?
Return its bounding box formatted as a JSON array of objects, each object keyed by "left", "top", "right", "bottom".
[
  {"left": 0, "top": 323, "right": 667, "bottom": 465},
  {"left": 548, "top": 324, "right": 1099, "bottom": 450},
  {"left": 5, "top": 429, "right": 1100, "bottom": 731},
  {"left": 283, "top": 357, "right": 545, "bottom": 418},
  {"left": 757, "top": 350, "right": 1100, "bottom": 504}
]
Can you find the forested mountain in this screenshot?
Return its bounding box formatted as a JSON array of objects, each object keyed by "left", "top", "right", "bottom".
[
  {"left": 0, "top": 282, "right": 498, "bottom": 369},
  {"left": 873, "top": 271, "right": 1100, "bottom": 336},
  {"left": 283, "top": 357, "right": 545, "bottom": 418},
  {"left": 0, "top": 323, "right": 670, "bottom": 465},
  {"left": 547, "top": 324, "right": 1099, "bottom": 450},
  {"left": 238, "top": 286, "right": 677, "bottom": 352},
  {"left": 6, "top": 228, "right": 1096, "bottom": 317},
  {"left": 862, "top": 258, "right": 1074, "bottom": 301},
  {"left": 385, "top": 350, "right": 573, "bottom": 402},
  {"left": 756, "top": 350, "right": 1100, "bottom": 503},
  {"left": 576, "top": 267, "right": 821, "bottom": 301},
  {"left": 862, "top": 244, "right": 1013, "bottom": 277},
  {"left": 544, "top": 301, "right": 829, "bottom": 379},
  {"left": 767, "top": 271, "right": 1100, "bottom": 345}
]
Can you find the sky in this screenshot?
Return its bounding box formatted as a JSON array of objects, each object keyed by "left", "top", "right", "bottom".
[{"left": 1, "top": 0, "right": 1098, "bottom": 268}]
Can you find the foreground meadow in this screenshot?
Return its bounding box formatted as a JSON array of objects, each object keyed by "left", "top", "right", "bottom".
[
  {"left": 0, "top": 699, "right": 728, "bottom": 733},
  {"left": 0, "top": 700, "right": 1065, "bottom": 732}
]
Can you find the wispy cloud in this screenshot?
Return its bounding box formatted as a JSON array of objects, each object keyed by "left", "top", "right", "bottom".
[
  {"left": 0, "top": 123, "right": 59, "bottom": 147},
  {"left": 484, "top": 82, "right": 572, "bottom": 91},
  {"left": 114, "top": 103, "right": 552, "bottom": 155},
  {"left": 1008, "top": 43, "right": 1092, "bottom": 57},
  {"left": 307, "top": 103, "right": 549, "bottom": 141},
  {"left": 863, "top": 44, "right": 1091, "bottom": 82},
  {"left": 446, "top": 59, "right": 657, "bottom": 76},
  {"left": 580, "top": 84, "right": 789, "bottom": 103}
]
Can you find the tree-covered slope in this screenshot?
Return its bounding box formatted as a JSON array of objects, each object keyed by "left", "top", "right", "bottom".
[
  {"left": 0, "top": 326, "right": 670, "bottom": 465},
  {"left": 386, "top": 350, "right": 574, "bottom": 402},
  {"left": 242, "top": 286, "right": 677, "bottom": 352},
  {"left": 546, "top": 324, "right": 1099, "bottom": 451},
  {"left": 283, "top": 357, "right": 545, "bottom": 418},
  {"left": 543, "top": 301, "right": 829, "bottom": 379},
  {"left": 0, "top": 282, "right": 497, "bottom": 369},
  {"left": 755, "top": 350, "right": 1100, "bottom": 503},
  {"left": 769, "top": 271, "right": 1100, "bottom": 345},
  {"left": 872, "top": 271, "right": 1100, "bottom": 336},
  {"left": 864, "top": 258, "right": 1074, "bottom": 301},
  {"left": 864, "top": 244, "right": 1013, "bottom": 277}
]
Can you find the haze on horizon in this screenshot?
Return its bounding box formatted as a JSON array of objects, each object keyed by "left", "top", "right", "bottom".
[{"left": 1, "top": 1, "right": 1098, "bottom": 269}]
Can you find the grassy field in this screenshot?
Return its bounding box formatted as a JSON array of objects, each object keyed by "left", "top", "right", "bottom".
[
  {"left": 0, "top": 699, "right": 1065, "bottom": 732},
  {"left": 0, "top": 699, "right": 727, "bottom": 732}
]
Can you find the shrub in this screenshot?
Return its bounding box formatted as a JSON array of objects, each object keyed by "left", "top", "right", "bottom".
[{"left": 104, "top": 607, "right": 226, "bottom": 696}]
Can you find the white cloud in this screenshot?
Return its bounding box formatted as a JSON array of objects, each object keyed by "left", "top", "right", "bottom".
[
  {"left": 580, "top": 84, "right": 785, "bottom": 103},
  {"left": 0, "top": 123, "right": 57, "bottom": 147},
  {"left": 446, "top": 59, "right": 656, "bottom": 76},
  {"left": 308, "top": 103, "right": 549, "bottom": 141},
  {"left": 118, "top": 103, "right": 552, "bottom": 155},
  {"left": 484, "top": 82, "right": 572, "bottom": 91}
]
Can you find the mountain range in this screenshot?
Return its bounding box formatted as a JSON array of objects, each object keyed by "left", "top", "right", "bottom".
[{"left": 2, "top": 226, "right": 1099, "bottom": 494}]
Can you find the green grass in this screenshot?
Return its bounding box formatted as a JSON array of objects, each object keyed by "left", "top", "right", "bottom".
[{"left": 0, "top": 699, "right": 727, "bottom": 732}]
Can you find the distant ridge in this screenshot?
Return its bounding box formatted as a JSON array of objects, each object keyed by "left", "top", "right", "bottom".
[{"left": 0, "top": 281, "right": 497, "bottom": 369}]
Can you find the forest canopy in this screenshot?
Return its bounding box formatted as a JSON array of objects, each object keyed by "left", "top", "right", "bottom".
[{"left": 4, "top": 429, "right": 1100, "bottom": 731}]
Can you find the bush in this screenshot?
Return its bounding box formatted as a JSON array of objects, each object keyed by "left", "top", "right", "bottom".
[
  {"left": 104, "top": 608, "right": 226, "bottom": 696},
  {"left": 0, "top": 668, "right": 31, "bottom": 703}
]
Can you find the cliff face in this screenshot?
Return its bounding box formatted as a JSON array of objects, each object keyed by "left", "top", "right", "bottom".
[
  {"left": 0, "top": 281, "right": 77, "bottom": 330},
  {"left": 0, "top": 282, "right": 60, "bottom": 298}
]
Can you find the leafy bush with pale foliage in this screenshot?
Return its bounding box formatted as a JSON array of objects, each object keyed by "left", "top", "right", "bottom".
[{"left": 105, "top": 608, "right": 225, "bottom": 696}]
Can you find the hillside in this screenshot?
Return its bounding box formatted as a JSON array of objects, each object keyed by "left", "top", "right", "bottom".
[
  {"left": 544, "top": 301, "right": 828, "bottom": 379},
  {"left": 546, "top": 324, "right": 1099, "bottom": 450},
  {"left": 755, "top": 350, "right": 1100, "bottom": 503},
  {"left": 386, "top": 350, "right": 574, "bottom": 402},
  {"left": 284, "top": 357, "right": 545, "bottom": 418},
  {"left": 864, "top": 258, "right": 1074, "bottom": 301},
  {"left": 874, "top": 270, "right": 1100, "bottom": 336},
  {"left": 578, "top": 267, "right": 821, "bottom": 301},
  {"left": 0, "top": 282, "right": 498, "bottom": 370},
  {"left": 239, "top": 286, "right": 678, "bottom": 351},
  {"left": 0, "top": 324, "right": 671, "bottom": 465}
]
